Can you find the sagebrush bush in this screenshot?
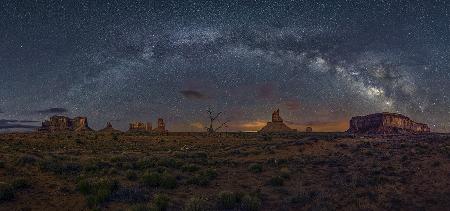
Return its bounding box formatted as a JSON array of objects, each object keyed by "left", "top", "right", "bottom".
[
  {"left": 11, "top": 178, "right": 31, "bottom": 190},
  {"left": 280, "top": 167, "right": 291, "bottom": 179},
  {"left": 184, "top": 196, "right": 209, "bottom": 211},
  {"left": 187, "top": 169, "right": 217, "bottom": 186},
  {"left": 182, "top": 164, "right": 200, "bottom": 172},
  {"left": 248, "top": 163, "right": 263, "bottom": 173},
  {"left": 0, "top": 183, "right": 14, "bottom": 201},
  {"left": 141, "top": 171, "right": 177, "bottom": 189},
  {"left": 126, "top": 170, "right": 138, "bottom": 181},
  {"left": 268, "top": 176, "right": 284, "bottom": 186},
  {"left": 77, "top": 178, "right": 119, "bottom": 206},
  {"left": 217, "top": 191, "right": 241, "bottom": 209},
  {"left": 16, "top": 154, "right": 37, "bottom": 165},
  {"left": 241, "top": 194, "right": 261, "bottom": 211},
  {"left": 151, "top": 194, "right": 170, "bottom": 211}
]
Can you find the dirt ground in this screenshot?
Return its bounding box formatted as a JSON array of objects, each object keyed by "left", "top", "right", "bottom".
[{"left": 0, "top": 132, "right": 449, "bottom": 211}]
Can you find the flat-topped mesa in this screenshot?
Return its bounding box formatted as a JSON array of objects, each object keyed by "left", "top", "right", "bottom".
[
  {"left": 153, "top": 118, "right": 168, "bottom": 133},
  {"left": 259, "top": 109, "right": 297, "bottom": 133},
  {"left": 39, "top": 115, "right": 93, "bottom": 132},
  {"left": 347, "top": 112, "right": 430, "bottom": 135},
  {"left": 128, "top": 122, "right": 152, "bottom": 132}
]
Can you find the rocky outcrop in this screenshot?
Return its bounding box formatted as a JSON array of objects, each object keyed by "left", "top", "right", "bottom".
[
  {"left": 39, "top": 115, "right": 93, "bottom": 132},
  {"left": 347, "top": 112, "right": 430, "bottom": 135},
  {"left": 259, "top": 109, "right": 297, "bottom": 133},
  {"left": 305, "top": 127, "right": 313, "bottom": 132},
  {"left": 128, "top": 122, "right": 152, "bottom": 132},
  {"left": 128, "top": 118, "right": 168, "bottom": 133},
  {"left": 153, "top": 118, "right": 168, "bottom": 133},
  {"left": 98, "top": 122, "right": 122, "bottom": 133}
]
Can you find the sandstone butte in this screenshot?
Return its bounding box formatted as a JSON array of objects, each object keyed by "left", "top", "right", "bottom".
[
  {"left": 128, "top": 118, "right": 168, "bottom": 133},
  {"left": 38, "top": 115, "right": 93, "bottom": 132},
  {"left": 98, "top": 122, "right": 122, "bottom": 133},
  {"left": 347, "top": 112, "right": 430, "bottom": 135},
  {"left": 259, "top": 109, "right": 297, "bottom": 133}
]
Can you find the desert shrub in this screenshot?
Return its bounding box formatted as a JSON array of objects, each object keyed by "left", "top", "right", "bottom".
[
  {"left": 280, "top": 167, "right": 291, "bottom": 179},
  {"left": 39, "top": 160, "right": 81, "bottom": 175},
  {"left": 142, "top": 172, "right": 161, "bottom": 187},
  {"left": 112, "top": 134, "right": 119, "bottom": 141},
  {"left": 241, "top": 194, "right": 261, "bottom": 211},
  {"left": 257, "top": 134, "right": 272, "bottom": 141},
  {"left": 160, "top": 172, "right": 177, "bottom": 189},
  {"left": 126, "top": 170, "right": 138, "bottom": 181},
  {"left": 187, "top": 169, "right": 217, "bottom": 186},
  {"left": 151, "top": 194, "right": 170, "bottom": 211},
  {"left": 137, "top": 157, "right": 158, "bottom": 169},
  {"left": 184, "top": 196, "right": 209, "bottom": 211},
  {"left": 141, "top": 171, "right": 177, "bottom": 189},
  {"left": 128, "top": 204, "right": 150, "bottom": 211},
  {"left": 0, "top": 183, "right": 14, "bottom": 201},
  {"left": 248, "top": 163, "right": 263, "bottom": 173},
  {"left": 290, "top": 191, "right": 325, "bottom": 208},
  {"left": 217, "top": 191, "right": 241, "bottom": 209},
  {"left": 268, "top": 176, "right": 284, "bottom": 186},
  {"left": 75, "top": 138, "right": 83, "bottom": 144},
  {"left": 0, "top": 160, "right": 5, "bottom": 168},
  {"left": 77, "top": 178, "right": 119, "bottom": 206},
  {"left": 432, "top": 161, "right": 441, "bottom": 167},
  {"left": 158, "top": 158, "right": 183, "bottom": 169},
  {"left": 11, "top": 178, "right": 31, "bottom": 190},
  {"left": 111, "top": 187, "right": 147, "bottom": 203},
  {"left": 108, "top": 168, "right": 119, "bottom": 175},
  {"left": 16, "top": 154, "right": 38, "bottom": 165},
  {"left": 182, "top": 164, "right": 200, "bottom": 172}
]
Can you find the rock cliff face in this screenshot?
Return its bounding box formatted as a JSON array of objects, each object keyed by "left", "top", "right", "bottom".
[
  {"left": 39, "top": 115, "right": 92, "bottom": 132},
  {"left": 153, "top": 118, "right": 168, "bottom": 133},
  {"left": 347, "top": 112, "right": 430, "bottom": 134},
  {"left": 259, "top": 109, "right": 297, "bottom": 133},
  {"left": 128, "top": 122, "right": 152, "bottom": 132},
  {"left": 98, "top": 122, "right": 122, "bottom": 133}
]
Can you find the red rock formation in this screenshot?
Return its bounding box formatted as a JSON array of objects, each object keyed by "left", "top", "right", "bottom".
[
  {"left": 39, "top": 115, "right": 92, "bottom": 132},
  {"left": 347, "top": 112, "right": 430, "bottom": 134},
  {"left": 153, "top": 118, "right": 168, "bottom": 133},
  {"left": 128, "top": 122, "right": 152, "bottom": 132},
  {"left": 305, "top": 127, "right": 313, "bottom": 132},
  {"left": 98, "top": 122, "right": 122, "bottom": 133},
  {"left": 259, "top": 109, "right": 297, "bottom": 133},
  {"left": 272, "top": 109, "right": 283, "bottom": 123}
]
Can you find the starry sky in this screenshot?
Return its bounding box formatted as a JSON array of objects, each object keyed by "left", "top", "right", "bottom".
[{"left": 1, "top": 0, "right": 449, "bottom": 132}]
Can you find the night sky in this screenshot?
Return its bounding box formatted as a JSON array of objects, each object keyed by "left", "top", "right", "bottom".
[{"left": 1, "top": 0, "right": 449, "bottom": 132}]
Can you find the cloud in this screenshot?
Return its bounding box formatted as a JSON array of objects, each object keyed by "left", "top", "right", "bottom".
[
  {"left": 189, "top": 122, "right": 204, "bottom": 129},
  {"left": 228, "top": 120, "right": 267, "bottom": 132},
  {"left": 180, "top": 90, "right": 208, "bottom": 100},
  {"left": 36, "top": 107, "right": 68, "bottom": 114},
  {"left": 0, "top": 109, "right": 3, "bottom": 113},
  {"left": 0, "top": 119, "right": 40, "bottom": 130}
]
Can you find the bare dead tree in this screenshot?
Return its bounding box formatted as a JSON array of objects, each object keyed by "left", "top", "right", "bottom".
[{"left": 205, "top": 108, "right": 229, "bottom": 134}]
